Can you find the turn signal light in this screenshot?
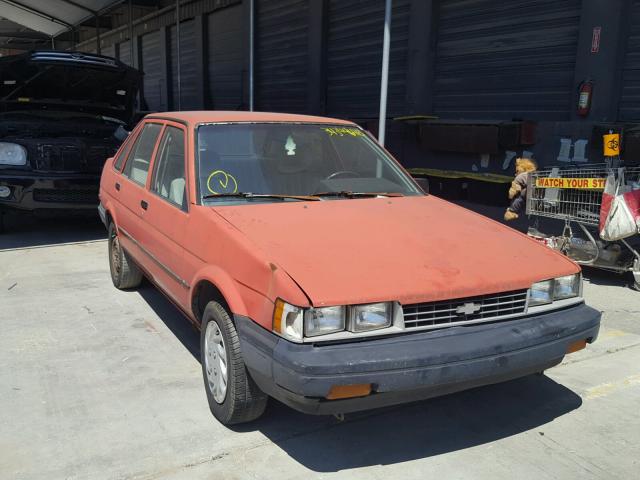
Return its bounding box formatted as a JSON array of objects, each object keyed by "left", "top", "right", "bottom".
[
  {"left": 566, "top": 339, "right": 587, "bottom": 354},
  {"left": 326, "top": 383, "right": 372, "bottom": 400}
]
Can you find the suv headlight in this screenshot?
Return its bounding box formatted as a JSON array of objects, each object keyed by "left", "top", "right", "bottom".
[
  {"left": 529, "top": 274, "right": 581, "bottom": 307},
  {"left": 273, "top": 299, "right": 395, "bottom": 342},
  {"left": 0, "top": 143, "right": 27, "bottom": 166}
]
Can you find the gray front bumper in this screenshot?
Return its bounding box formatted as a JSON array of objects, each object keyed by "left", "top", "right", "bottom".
[{"left": 235, "top": 303, "right": 601, "bottom": 415}]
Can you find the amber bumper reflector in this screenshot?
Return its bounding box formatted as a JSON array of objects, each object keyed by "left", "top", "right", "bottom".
[
  {"left": 567, "top": 339, "right": 587, "bottom": 354},
  {"left": 326, "top": 384, "right": 372, "bottom": 400}
]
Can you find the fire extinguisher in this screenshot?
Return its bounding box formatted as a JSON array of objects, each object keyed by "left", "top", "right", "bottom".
[{"left": 577, "top": 80, "right": 593, "bottom": 117}]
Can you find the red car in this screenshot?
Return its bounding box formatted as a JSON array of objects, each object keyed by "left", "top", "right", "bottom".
[{"left": 99, "top": 111, "right": 600, "bottom": 425}]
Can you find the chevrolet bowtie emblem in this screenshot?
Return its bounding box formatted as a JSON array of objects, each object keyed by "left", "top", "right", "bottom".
[{"left": 456, "top": 302, "right": 481, "bottom": 316}]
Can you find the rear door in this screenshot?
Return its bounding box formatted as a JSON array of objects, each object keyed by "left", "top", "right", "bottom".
[
  {"left": 142, "top": 123, "right": 190, "bottom": 306},
  {"left": 117, "top": 121, "right": 164, "bottom": 268}
]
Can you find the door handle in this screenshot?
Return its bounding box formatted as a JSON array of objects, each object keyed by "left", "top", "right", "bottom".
[
  {"left": 140, "top": 200, "right": 148, "bottom": 210},
  {"left": 115, "top": 182, "right": 120, "bottom": 191}
]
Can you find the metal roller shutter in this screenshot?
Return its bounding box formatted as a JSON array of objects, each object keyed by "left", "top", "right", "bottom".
[
  {"left": 117, "top": 40, "right": 132, "bottom": 67},
  {"left": 170, "top": 19, "right": 198, "bottom": 110},
  {"left": 619, "top": 0, "right": 640, "bottom": 121},
  {"left": 434, "top": 0, "right": 581, "bottom": 120},
  {"left": 326, "top": 0, "right": 411, "bottom": 120},
  {"left": 207, "top": 5, "right": 244, "bottom": 110},
  {"left": 255, "top": 0, "right": 309, "bottom": 113},
  {"left": 102, "top": 44, "right": 115, "bottom": 59},
  {"left": 141, "top": 30, "right": 165, "bottom": 111}
]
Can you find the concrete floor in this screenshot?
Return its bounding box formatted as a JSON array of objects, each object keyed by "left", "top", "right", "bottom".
[{"left": 1, "top": 213, "right": 639, "bottom": 480}]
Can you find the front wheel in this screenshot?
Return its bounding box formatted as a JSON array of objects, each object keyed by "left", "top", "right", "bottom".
[{"left": 200, "top": 301, "right": 267, "bottom": 425}]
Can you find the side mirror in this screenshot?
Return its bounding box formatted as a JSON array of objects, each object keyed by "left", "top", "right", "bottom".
[{"left": 414, "top": 177, "right": 429, "bottom": 194}]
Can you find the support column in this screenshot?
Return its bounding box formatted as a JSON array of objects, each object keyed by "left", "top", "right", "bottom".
[
  {"left": 194, "top": 15, "right": 207, "bottom": 109},
  {"left": 571, "top": 0, "right": 631, "bottom": 122},
  {"left": 159, "top": 26, "right": 170, "bottom": 111},
  {"left": 307, "top": 0, "right": 327, "bottom": 115},
  {"left": 405, "top": 0, "right": 436, "bottom": 115}
]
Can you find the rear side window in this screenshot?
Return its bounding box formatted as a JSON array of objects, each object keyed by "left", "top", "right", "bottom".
[
  {"left": 151, "top": 127, "right": 187, "bottom": 211},
  {"left": 123, "top": 123, "right": 162, "bottom": 186},
  {"left": 113, "top": 129, "right": 136, "bottom": 171}
]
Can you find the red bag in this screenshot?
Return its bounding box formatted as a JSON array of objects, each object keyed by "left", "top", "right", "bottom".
[{"left": 599, "top": 172, "right": 640, "bottom": 241}]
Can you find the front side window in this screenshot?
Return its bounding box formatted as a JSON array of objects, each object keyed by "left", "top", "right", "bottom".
[
  {"left": 197, "top": 123, "right": 420, "bottom": 202},
  {"left": 123, "top": 122, "right": 162, "bottom": 186},
  {"left": 151, "top": 126, "right": 187, "bottom": 211}
]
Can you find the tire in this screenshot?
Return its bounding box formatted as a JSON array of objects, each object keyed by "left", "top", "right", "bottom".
[
  {"left": 0, "top": 211, "right": 5, "bottom": 234},
  {"left": 108, "top": 222, "right": 143, "bottom": 290},
  {"left": 200, "top": 301, "right": 268, "bottom": 425}
]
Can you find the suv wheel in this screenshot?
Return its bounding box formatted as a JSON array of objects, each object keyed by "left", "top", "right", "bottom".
[
  {"left": 108, "top": 222, "right": 143, "bottom": 289},
  {"left": 200, "top": 301, "right": 267, "bottom": 425}
]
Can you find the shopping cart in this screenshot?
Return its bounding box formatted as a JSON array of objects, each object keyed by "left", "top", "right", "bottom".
[{"left": 526, "top": 164, "right": 640, "bottom": 290}]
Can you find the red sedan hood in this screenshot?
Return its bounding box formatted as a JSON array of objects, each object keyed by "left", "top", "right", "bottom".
[{"left": 212, "top": 196, "right": 578, "bottom": 307}]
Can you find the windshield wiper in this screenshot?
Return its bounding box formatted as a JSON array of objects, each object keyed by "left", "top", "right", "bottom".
[
  {"left": 312, "top": 191, "right": 404, "bottom": 198},
  {"left": 202, "top": 192, "right": 320, "bottom": 201}
]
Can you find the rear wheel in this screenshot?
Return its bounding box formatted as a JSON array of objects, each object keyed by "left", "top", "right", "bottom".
[
  {"left": 200, "top": 301, "right": 267, "bottom": 425},
  {"left": 108, "top": 222, "right": 143, "bottom": 290},
  {"left": 633, "top": 258, "right": 640, "bottom": 291}
]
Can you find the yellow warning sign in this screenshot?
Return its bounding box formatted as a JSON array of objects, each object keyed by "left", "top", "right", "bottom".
[
  {"left": 535, "top": 177, "right": 606, "bottom": 190},
  {"left": 604, "top": 133, "right": 620, "bottom": 156}
]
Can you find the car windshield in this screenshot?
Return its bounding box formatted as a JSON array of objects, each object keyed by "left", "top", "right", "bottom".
[{"left": 197, "top": 123, "right": 421, "bottom": 202}]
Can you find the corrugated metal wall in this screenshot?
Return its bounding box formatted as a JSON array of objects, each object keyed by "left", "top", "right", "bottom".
[
  {"left": 255, "top": 0, "right": 309, "bottom": 113},
  {"left": 433, "top": 0, "right": 581, "bottom": 120},
  {"left": 102, "top": 44, "right": 115, "bottom": 59},
  {"left": 117, "top": 40, "right": 132, "bottom": 67},
  {"left": 207, "top": 4, "right": 244, "bottom": 109},
  {"left": 140, "top": 30, "right": 165, "bottom": 111},
  {"left": 326, "top": 0, "right": 411, "bottom": 119},
  {"left": 170, "top": 19, "right": 199, "bottom": 110},
  {"left": 619, "top": 0, "right": 640, "bottom": 121}
]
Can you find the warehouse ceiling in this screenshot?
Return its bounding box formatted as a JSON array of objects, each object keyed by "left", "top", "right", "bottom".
[{"left": 0, "top": 1, "right": 123, "bottom": 36}]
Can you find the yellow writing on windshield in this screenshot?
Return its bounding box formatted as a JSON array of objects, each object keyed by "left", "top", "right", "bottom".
[{"left": 323, "top": 127, "right": 364, "bottom": 137}]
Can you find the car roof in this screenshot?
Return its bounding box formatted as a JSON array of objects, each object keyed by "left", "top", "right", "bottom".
[{"left": 145, "top": 110, "right": 355, "bottom": 126}]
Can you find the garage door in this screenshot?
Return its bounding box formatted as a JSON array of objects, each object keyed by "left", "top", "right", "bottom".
[
  {"left": 255, "top": 0, "right": 309, "bottom": 113},
  {"left": 207, "top": 5, "right": 244, "bottom": 110},
  {"left": 117, "top": 40, "right": 132, "bottom": 67},
  {"left": 619, "top": 0, "right": 640, "bottom": 121},
  {"left": 434, "top": 0, "right": 581, "bottom": 120},
  {"left": 170, "top": 19, "right": 199, "bottom": 110},
  {"left": 140, "top": 30, "right": 165, "bottom": 111},
  {"left": 325, "top": 0, "right": 411, "bottom": 120},
  {"left": 102, "top": 44, "right": 115, "bottom": 59}
]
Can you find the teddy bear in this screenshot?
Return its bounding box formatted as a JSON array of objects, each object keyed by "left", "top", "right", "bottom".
[{"left": 504, "top": 157, "right": 537, "bottom": 221}]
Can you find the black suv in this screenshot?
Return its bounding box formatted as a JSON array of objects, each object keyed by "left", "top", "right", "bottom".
[{"left": 0, "top": 51, "right": 141, "bottom": 231}]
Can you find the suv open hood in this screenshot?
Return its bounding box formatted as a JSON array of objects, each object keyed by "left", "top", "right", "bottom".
[{"left": 0, "top": 51, "right": 141, "bottom": 123}]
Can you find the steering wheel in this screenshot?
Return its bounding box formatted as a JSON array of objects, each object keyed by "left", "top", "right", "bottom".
[{"left": 325, "top": 170, "right": 360, "bottom": 180}]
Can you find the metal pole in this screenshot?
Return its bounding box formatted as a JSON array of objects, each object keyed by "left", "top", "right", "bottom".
[
  {"left": 51, "top": 36, "right": 55, "bottom": 49},
  {"left": 95, "top": 12, "right": 101, "bottom": 54},
  {"left": 249, "top": 0, "right": 254, "bottom": 111},
  {"left": 176, "top": 0, "right": 182, "bottom": 110},
  {"left": 378, "top": 0, "right": 392, "bottom": 146},
  {"left": 128, "top": 0, "right": 133, "bottom": 65}
]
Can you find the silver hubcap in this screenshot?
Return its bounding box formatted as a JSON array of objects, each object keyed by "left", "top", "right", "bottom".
[{"left": 204, "top": 320, "right": 228, "bottom": 403}]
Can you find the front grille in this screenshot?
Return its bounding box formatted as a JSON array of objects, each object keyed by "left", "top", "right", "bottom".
[
  {"left": 35, "top": 142, "right": 116, "bottom": 173},
  {"left": 33, "top": 188, "right": 98, "bottom": 204},
  {"left": 403, "top": 290, "right": 528, "bottom": 329}
]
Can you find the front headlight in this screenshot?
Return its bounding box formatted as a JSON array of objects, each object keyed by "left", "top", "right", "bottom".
[
  {"left": 272, "top": 299, "right": 304, "bottom": 342},
  {"left": 350, "top": 303, "right": 392, "bottom": 332},
  {"left": 529, "top": 280, "right": 553, "bottom": 306},
  {"left": 0, "top": 143, "right": 27, "bottom": 166},
  {"left": 304, "top": 306, "right": 345, "bottom": 337},
  {"left": 530, "top": 274, "right": 581, "bottom": 307},
  {"left": 554, "top": 274, "right": 581, "bottom": 300},
  {"left": 273, "top": 300, "right": 396, "bottom": 342}
]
